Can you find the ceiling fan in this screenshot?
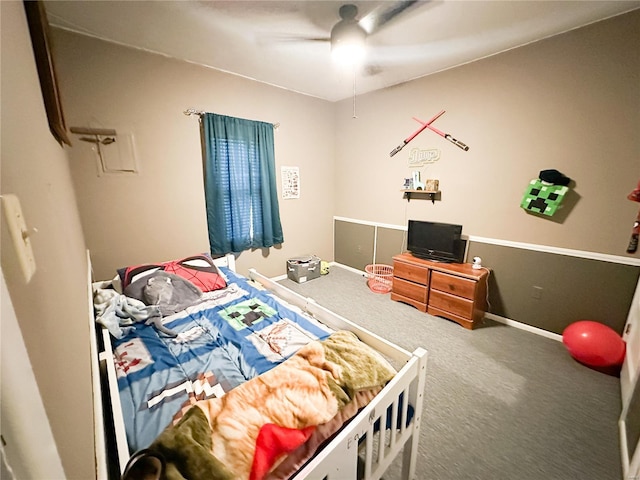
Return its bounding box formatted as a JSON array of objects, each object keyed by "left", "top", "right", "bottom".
[
  {"left": 278, "top": 1, "right": 424, "bottom": 68},
  {"left": 334, "top": 2, "right": 420, "bottom": 42}
]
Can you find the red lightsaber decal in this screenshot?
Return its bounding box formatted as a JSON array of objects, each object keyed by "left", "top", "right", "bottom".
[{"left": 390, "top": 110, "right": 469, "bottom": 156}]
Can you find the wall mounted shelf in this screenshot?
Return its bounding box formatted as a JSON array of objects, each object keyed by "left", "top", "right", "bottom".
[{"left": 401, "top": 189, "right": 440, "bottom": 203}]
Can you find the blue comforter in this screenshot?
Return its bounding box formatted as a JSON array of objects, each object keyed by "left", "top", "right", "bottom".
[{"left": 111, "top": 268, "right": 332, "bottom": 452}]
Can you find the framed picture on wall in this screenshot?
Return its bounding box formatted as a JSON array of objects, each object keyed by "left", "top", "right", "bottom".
[{"left": 23, "top": 0, "right": 71, "bottom": 146}]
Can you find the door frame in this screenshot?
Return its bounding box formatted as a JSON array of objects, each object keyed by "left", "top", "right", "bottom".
[{"left": 620, "top": 274, "right": 640, "bottom": 479}]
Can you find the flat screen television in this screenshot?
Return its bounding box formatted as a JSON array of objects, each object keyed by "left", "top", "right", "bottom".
[{"left": 407, "top": 220, "right": 465, "bottom": 263}]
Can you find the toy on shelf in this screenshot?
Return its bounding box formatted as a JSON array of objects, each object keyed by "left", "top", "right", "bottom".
[
  {"left": 425, "top": 179, "right": 439, "bottom": 192},
  {"left": 390, "top": 110, "right": 469, "bottom": 157},
  {"left": 412, "top": 171, "right": 425, "bottom": 190}
]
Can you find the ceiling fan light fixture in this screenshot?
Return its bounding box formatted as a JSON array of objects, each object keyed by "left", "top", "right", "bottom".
[
  {"left": 330, "top": 12, "right": 367, "bottom": 66},
  {"left": 331, "top": 41, "right": 366, "bottom": 66}
]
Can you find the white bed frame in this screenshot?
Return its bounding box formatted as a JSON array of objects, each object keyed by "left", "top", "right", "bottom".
[{"left": 88, "top": 252, "right": 428, "bottom": 480}]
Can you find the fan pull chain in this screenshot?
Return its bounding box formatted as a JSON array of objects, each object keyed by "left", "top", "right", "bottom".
[{"left": 352, "top": 66, "right": 358, "bottom": 119}]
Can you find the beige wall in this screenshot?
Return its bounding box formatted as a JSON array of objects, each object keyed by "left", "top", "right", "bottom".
[
  {"left": 0, "top": 2, "right": 94, "bottom": 478},
  {"left": 53, "top": 11, "right": 640, "bottom": 282},
  {"left": 52, "top": 30, "right": 336, "bottom": 281},
  {"left": 333, "top": 10, "right": 640, "bottom": 259}
]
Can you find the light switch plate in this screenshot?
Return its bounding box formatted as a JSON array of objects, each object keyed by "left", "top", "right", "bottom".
[{"left": 1, "top": 194, "right": 36, "bottom": 282}]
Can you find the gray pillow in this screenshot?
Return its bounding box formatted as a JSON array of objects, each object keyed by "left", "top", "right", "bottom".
[{"left": 124, "top": 271, "right": 202, "bottom": 316}]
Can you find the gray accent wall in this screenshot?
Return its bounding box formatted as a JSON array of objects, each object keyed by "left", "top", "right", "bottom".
[
  {"left": 375, "top": 227, "right": 405, "bottom": 266},
  {"left": 335, "top": 218, "right": 640, "bottom": 335},
  {"left": 334, "top": 221, "right": 375, "bottom": 271},
  {"left": 467, "top": 242, "right": 639, "bottom": 335}
]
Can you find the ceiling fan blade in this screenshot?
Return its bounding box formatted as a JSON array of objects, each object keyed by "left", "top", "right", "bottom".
[
  {"left": 256, "top": 33, "right": 330, "bottom": 48},
  {"left": 273, "top": 34, "right": 330, "bottom": 43},
  {"left": 360, "top": 0, "right": 423, "bottom": 35}
]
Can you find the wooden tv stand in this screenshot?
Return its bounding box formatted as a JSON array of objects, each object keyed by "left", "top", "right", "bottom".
[{"left": 391, "top": 253, "right": 489, "bottom": 329}]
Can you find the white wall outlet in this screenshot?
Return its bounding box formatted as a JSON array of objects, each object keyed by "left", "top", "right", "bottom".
[{"left": 1, "top": 194, "right": 36, "bottom": 282}]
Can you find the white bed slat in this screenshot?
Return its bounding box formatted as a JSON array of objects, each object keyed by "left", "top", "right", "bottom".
[
  {"left": 401, "top": 386, "right": 409, "bottom": 435},
  {"left": 377, "top": 405, "right": 387, "bottom": 467},
  {"left": 365, "top": 421, "right": 374, "bottom": 479},
  {"left": 390, "top": 396, "right": 399, "bottom": 447}
]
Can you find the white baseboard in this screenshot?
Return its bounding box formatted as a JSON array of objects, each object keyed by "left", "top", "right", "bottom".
[
  {"left": 484, "top": 312, "right": 563, "bottom": 342},
  {"left": 329, "top": 261, "right": 365, "bottom": 276}
]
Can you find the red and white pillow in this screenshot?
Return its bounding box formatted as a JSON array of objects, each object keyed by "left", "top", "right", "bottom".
[{"left": 117, "top": 254, "right": 227, "bottom": 293}]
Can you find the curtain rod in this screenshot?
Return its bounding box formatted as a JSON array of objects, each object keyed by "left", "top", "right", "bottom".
[
  {"left": 183, "top": 108, "right": 279, "bottom": 129},
  {"left": 183, "top": 108, "right": 205, "bottom": 116}
]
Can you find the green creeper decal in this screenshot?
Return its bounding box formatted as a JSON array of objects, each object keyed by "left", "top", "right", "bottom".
[{"left": 521, "top": 179, "right": 568, "bottom": 216}]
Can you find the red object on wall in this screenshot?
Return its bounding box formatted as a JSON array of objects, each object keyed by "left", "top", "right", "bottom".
[
  {"left": 628, "top": 179, "right": 640, "bottom": 203},
  {"left": 562, "top": 321, "right": 626, "bottom": 375},
  {"left": 627, "top": 179, "right": 640, "bottom": 253}
]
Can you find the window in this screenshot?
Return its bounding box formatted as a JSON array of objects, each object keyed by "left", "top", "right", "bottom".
[{"left": 201, "top": 113, "right": 283, "bottom": 254}]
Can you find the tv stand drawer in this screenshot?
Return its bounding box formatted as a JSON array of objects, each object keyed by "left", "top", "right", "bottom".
[
  {"left": 430, "top": 271, "right": 476, "bottom": 300},
  {"left": 393, "top": 259, "right": 429, "bottom": 285},
  {"left": 392, "top": 277, "right": 428, "bottom": 304},
  {"left": 428, "top": 289, "right": 474, "bottom": 318}
]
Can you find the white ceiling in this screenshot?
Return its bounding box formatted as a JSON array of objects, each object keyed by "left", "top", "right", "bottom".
[{"left": 45, "top": 1, "right": 640, "bottom": 102}]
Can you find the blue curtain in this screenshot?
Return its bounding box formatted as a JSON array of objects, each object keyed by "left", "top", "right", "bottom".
[{"left": 202, "top": 113, "right": 284, "bottom": 254}]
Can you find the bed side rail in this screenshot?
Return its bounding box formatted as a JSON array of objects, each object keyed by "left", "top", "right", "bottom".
[
  {"left": 88, "top": 251, "right": 109, "bottom": 480},
  {"left": 88, "top": 250, "right": 131, "bottom": 477}
]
